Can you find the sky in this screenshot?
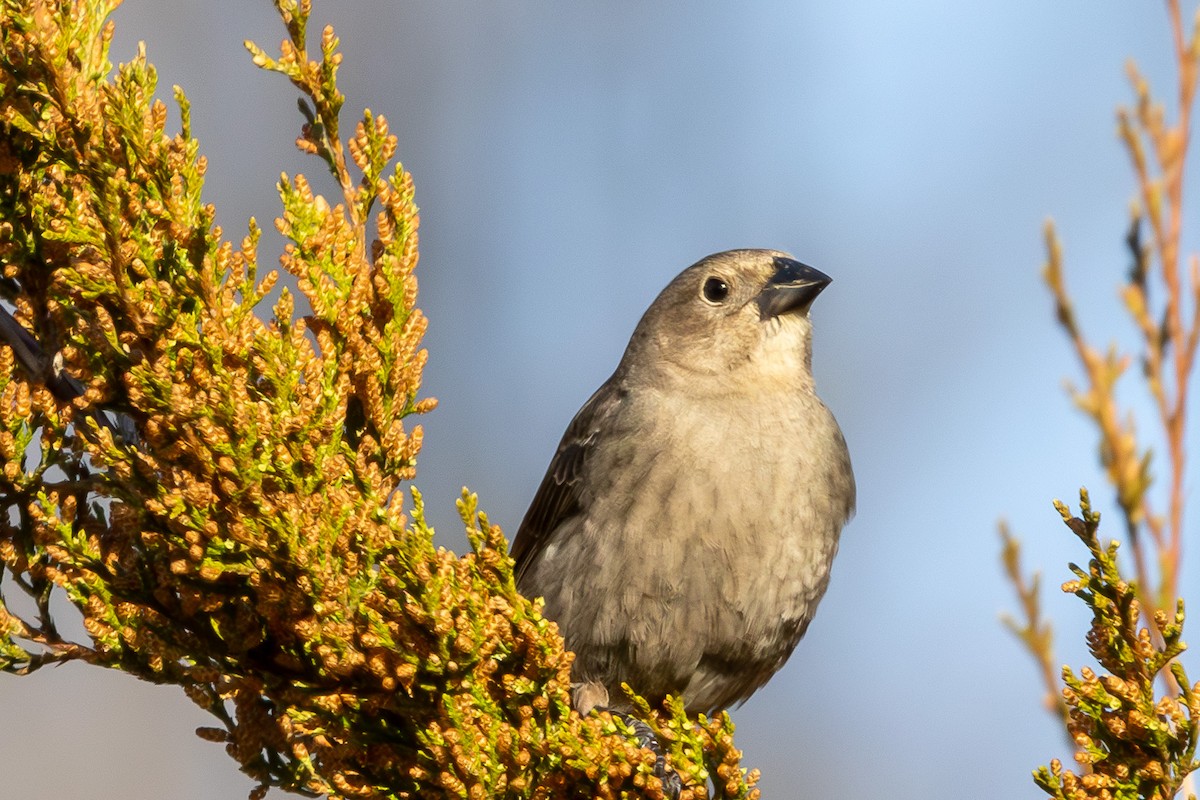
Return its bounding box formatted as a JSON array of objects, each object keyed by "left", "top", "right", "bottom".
[{"left": 2, "top": 2, "right": 1198, "bottom": 799}]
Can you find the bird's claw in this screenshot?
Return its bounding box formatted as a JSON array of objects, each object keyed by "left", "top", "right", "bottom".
[{"left": 608, "top": 711, "right": 682, "bottom": 800}]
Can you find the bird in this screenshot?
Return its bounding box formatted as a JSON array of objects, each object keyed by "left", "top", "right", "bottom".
[{"left": 510, "top": 248, "right": 855, "bottom": 718}]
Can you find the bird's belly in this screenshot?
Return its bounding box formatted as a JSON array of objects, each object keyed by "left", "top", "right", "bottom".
[{"left": 532, "top": 434, "right": 844, "bottom": 712}]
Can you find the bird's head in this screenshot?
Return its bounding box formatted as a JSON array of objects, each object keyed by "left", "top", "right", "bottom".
[{"left": 623, "top": 249, "right": 832, "bottom": 391}]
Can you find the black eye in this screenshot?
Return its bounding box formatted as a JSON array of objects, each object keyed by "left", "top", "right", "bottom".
[{"left": 702, "top": 276, "right": 730, "bottom": 304}]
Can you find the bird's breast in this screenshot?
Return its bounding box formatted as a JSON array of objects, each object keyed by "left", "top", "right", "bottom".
[{"left": 590, "top": 385, "right": 849, "bottom": 623}]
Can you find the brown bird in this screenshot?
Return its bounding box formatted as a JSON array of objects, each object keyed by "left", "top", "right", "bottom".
[{"left": 511, "top": 249, "right": 855, "bottom": 717}]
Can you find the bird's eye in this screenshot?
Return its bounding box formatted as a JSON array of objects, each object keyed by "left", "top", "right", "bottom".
[{"left": 702, "top": 276, "right": 730, "bottom": 304}]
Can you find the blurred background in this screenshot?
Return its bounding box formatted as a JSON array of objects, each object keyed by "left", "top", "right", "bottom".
[{"left": 3, "top": 1, "right": 1198, "bottom": 797}]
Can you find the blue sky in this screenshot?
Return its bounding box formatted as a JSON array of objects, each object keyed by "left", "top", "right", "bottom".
[{"left": 2, "top": 2, "right": 1197, "bottom": 798}]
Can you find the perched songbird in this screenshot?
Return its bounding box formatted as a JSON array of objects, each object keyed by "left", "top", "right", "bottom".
[{"left": 511, "top": 249, "right": 855, "bottom": 717}]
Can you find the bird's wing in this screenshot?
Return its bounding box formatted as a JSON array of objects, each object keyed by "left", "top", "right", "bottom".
[{"left": 510, "top": 377, "right": 625, "bottom": 583}]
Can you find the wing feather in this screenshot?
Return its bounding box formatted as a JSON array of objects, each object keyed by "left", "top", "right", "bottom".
[{"left": 511, "top": 378, "right": 625, "bottom": 583}]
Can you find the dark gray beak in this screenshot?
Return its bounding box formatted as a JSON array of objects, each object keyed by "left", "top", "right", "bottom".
[{"left": 756, "top": 257, "right": 832, "bottom": 320}]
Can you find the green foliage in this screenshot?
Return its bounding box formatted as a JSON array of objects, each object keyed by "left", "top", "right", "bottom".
[
  {"left": 0, "top": 1, "right": 762, "bottom": 797},
  {"left": 1034, "top": 490, "right": 1200, "bottom": 800}
]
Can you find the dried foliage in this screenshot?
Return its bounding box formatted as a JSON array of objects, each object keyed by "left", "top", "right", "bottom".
[
  {"left": 1004, "top": 0, "right": 1200, "bottom": 721},
  {"left": 1001, "top": 1, "right": 1200, "bottom": 798},
  {"left": 1034, "top": 491, "right": 1200, "bottom": 800},
  {"left": 1001, "top": 520, "right": 1071, "bottom": 723},
  {"left": 0, "top": 1, "right": 760, "bottom": 797}
]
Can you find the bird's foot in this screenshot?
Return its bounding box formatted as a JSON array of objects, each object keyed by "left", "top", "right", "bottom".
[{"left": 605, "top": 709, "right": 682, "bottom": 800}]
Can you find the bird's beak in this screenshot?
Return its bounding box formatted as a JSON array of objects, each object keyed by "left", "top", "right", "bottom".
[{"left": 756, "top": 258, "right": 832, "bottom": 320}]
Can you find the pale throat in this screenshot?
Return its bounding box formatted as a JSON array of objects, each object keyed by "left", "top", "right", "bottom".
[{"left": 749, "top": 317, "right": 814, "bottom": 388}]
